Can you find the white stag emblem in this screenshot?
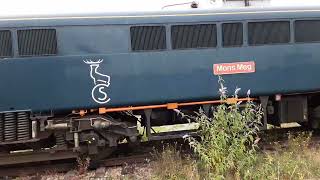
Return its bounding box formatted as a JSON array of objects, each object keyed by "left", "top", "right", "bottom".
[{"left": 84, "top": 59, "right": 111, "bottom": 104}]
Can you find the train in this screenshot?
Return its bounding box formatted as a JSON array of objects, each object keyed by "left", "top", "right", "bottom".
[{"left": 1, "top": 4, "right": 320, "bottom": 164}]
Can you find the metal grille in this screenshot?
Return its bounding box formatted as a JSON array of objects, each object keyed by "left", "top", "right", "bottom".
[
  {"left": 222, "top": 23, "right": 243, "bottom": 47},
  {"left": 0, "top": 114, "right": 3, "bottom": 142},
  {"left": 171, "top": 24, "right": 217, "bottom": 49},
  {"left": 248, "top": 21, "right": 290, "bottom": 45},
  {"left": 130, "top": 26, "right": 166, "bottom": 51},
  {"left": 295, "top": 20, "right": 320, "bottom": 43},
  {"left": 4, "top": 112, "right": 16, "bottom": 142},
  {"left": 0, "top": 30, "right": 13, "bottom": 58},
  {"left": 18, "top": 29, "right": 57, "bottom": 56},
  {"left": 0, "top": 111, "right": 31, "bottom": 142}
]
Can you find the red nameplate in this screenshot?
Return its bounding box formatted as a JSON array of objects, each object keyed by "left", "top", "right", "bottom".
[{"left": 213, "top": 61, "right": 255, "bottom": 75}]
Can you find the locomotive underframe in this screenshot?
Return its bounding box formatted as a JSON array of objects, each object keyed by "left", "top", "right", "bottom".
[
  {"left": 0, "top": 93, "right": 320, "bottom": 165},
  {"left": 0, "top": 111, "right": 139, "bottom": 163}
]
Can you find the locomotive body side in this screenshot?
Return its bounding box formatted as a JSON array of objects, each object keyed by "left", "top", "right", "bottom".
[
  {"left": 0, "top": 7, "right": 319, "bottom": 113},
  {"left": 1, "top": 7, "right": 320, "bottom": 163}
]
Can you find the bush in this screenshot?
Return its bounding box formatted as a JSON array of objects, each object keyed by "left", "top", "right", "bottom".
[{"left": 182, "top": 77, "right": 263, "bottom": 179}]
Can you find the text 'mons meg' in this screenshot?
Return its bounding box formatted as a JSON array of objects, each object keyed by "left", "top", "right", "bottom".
[{"left": 213, "top": 61, "right": 255, "bottom": 75}]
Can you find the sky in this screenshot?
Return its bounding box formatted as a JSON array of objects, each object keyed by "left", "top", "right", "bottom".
[
  {"left": 0, "top": 0, "right": 212, "bottom": 17},
  {"left": 0, "top": 0, "right": 320, "bottom": 17}
]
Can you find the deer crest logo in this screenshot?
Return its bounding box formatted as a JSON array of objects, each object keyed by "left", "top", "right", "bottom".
[{"left": 84, "top": 59, "right": 111, "bottom": 104}]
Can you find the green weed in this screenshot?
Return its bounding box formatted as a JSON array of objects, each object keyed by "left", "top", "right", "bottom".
[{"left": 183, "top": 77, "right": 263, "bottom": 179}]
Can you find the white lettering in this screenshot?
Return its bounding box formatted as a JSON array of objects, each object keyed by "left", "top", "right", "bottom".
[
  {"left": 237, "top": 64, "right": 252, "bottom": 71},
  {"left": 98, "top": 86, "right": 108, "bottom": 101}
]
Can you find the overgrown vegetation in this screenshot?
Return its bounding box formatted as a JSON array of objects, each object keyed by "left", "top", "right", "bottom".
[
  {"left": 252, "top": 132, "right": 320, "bottom": 180},
  {"left": 152, "top": 133, "right": 320, "bottom": 180},
  {"left": 152, "top": 77, "right": 320, "bottom": 180},
  {"left": 181, "top": 77, "right": 263, "bottom": 179}
]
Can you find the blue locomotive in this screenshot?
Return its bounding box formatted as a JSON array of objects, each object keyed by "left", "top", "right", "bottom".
[{"left": 0, "top": 5, "right": 320, "bottom": 163}]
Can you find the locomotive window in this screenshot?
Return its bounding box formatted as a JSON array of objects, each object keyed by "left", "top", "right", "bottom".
[
  {"left": 295, "top": 20, "right": 320, "bottom": 43},
  {"left": 248, "top": 21, "right": 290, "bottom": 45},
  {"left": 130, "top": 26, "right": 166, "bottom": 51},
  {"left": 171, "top": 24, "right": 217, "bottom": 49},
  {"left": 0, "top": 30, "right": 13, "bottom": 58},
  {"left": 222, "top": 23, "right": 243, "bottom": 47},
  {"left": 18, "top": 29, "right": 57, "bottom": 56}
]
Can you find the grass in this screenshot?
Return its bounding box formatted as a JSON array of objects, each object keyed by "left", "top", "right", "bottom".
[
  {"left": 252, "top": 132, "right": 320, "bottom": 180},
  {"left": 151, "top": 132, "right": 320, "bottom": 180},
  {"left": 16, "top": 132, "right": 320, "bottom": 180},
  {"left": 151, "top": 144, "right": 200, "bottom": 180}
]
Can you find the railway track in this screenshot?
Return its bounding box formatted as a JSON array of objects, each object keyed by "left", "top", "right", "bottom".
[
  {"left": 0, "top": 153, "right": 153, "bottom": 177},
  {"left": 0, "top": 140, "right": 170, "bottom": 177},
  {"left": 1, "top": 126, "right": 320, "bottom": 178}
]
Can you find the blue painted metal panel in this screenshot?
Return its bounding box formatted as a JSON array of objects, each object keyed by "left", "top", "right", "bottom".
[
  {"left": 0, "top": 43, "right": 319, "bottom": 112},
  {"left": 1, "top": 7, "right": 320, "bottom": 112},
  {"left": 57, "top": 26, "right": 130, "bottom": 55}
]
